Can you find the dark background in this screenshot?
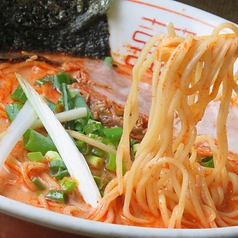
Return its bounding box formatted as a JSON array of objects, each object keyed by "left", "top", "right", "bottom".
[{"left": 176, "top": 0, "right": 238, "bottom": 23}]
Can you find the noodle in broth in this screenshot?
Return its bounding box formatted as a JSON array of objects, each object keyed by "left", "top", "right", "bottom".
[{"left": 92, "top": 22, "right": 238, "bottom": 228}]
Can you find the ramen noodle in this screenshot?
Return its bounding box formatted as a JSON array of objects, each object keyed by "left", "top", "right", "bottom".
[{"left": 0, "top": 22, "right": 238, "bottom": 229}]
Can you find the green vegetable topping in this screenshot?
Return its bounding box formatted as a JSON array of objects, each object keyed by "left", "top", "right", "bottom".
[
  {"left": 93, "top": 176, "right": 111, "bottom": 196},
  {"left": 83, "top": 119, "right": 103, "bottom": 135},
  {"left": 104, "top": 56, "right": 113, "bottom": 66},
  {"left": 32, "top": 177, "right": 46, "bottom": 190},
  {"left": 106, "top": 152, "right": 117, "bottom": 172},
  {"left": 23, "top": 129, "right": 57, "bottom": 155},
  {"left": 49, "top": 158, "right": 69, "bottom": 180},
  {"left": 106, "top": 152, "right": 126, "bottom": 174},
  {"left": 201, "top": 156, "right": 214, "bottom": 168},
  {"left": 132, "top": 143, "right": 140, "bottom": 156},
  {"left": 60, "top": 177, "right": 77, "bottom": 193},
  {"left": 86, "top": 154, "right": 105, "bottom": 169},
  {"left": 10, "top": 85, "right": 27, "bottom": 103},
  {"left": 103, "top": 127, "right": 123, "bottom": 147},
  {"left": 91, "top": 147, "right": 105, "bottom": 157},
  {"left": 76, "top": 140, "right": 90, "bottom": 155},
  {"left": 5, "top": 102, "right": 23, "bottom": 122},
  {"left": 27, "top": 151, "right": 45, "bottom": 162},
  {"left": 46, "top": 190, "right": 68, "bottom": 203}
]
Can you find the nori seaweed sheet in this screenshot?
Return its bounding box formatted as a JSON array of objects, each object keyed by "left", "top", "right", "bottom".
[{"left": 0, "top": 0, "right": 112, "bottom": 59}]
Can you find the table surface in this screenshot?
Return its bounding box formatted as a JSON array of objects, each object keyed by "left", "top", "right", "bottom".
[{"left": 1, "top": 1, "right": 237, "bottom": 238}]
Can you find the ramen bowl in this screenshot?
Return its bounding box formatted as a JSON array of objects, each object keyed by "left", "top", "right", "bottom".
[{"left": 0, "top": 0, "right": 238, "bottom": 237}]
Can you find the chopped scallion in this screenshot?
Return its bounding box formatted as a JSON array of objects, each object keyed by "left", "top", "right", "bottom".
[
  {"left": 49, "top": 158, "right": 67, "bottom": 170},
  {"left": 10, "top": 85, "right": 27, "bottom": 103},
  {"left": 86, "top": 154, "right": 104, "bottom": 169},
  {"left": 60, "top": 177, "right": 77, "bottom": 193},
  {"left": 132, "top": 143, "right": 140, "bottom": 156},
  {"left": 54, "top": 170, "right": 69, "bottom": 180},
  {"left": 106, "top": 152, "right": 126, "bottom": 174},
  {"left": 27, "top": 151, "right": 45, "bottom": 162},
  {"left": 32, "top": 177, "right": 46, "bottom": 190},
  {"left": 91, "top": 147, "right": 105, "bottom": 157},
  {"left": 84, "top": 119, "right": 103, "bottom": 135},
  {"left": 45, "top": 151, "right": 61, "bottom": 160},
  {"left": 201, "top": 156, "right": 214, "bottom": 168},
  {"left": 23, "top": 129, "right": 57, "bottom": 155},
  {"left": 76, "top": 140, "right": 90, "bottom": 155},
  {"left": 72, "top": 91, "right": 91, "bottom": 117},
  {"left": 93, "top": 176, "right": 111, "bottom": 196},
  {"left": 103, "top": 127, "right": 123, "bottom": 147},
  {"left": 62, "top": 83, "right": 73, "bottom": 111},
  {"left": 106, "top": 152, "right": 116, "bottom": 172},
  {"left": 17, "top": 73, "right": 101, "bottom": 207},
  {"left": 46, "top": 190, "right": 68, "bottom": 203},
  {"left": 49, "top": 158, "right": 69, "bottom": 180},
  {"left": 5, "top": 102, "right": 23, "bottom": 122},
  {"left": 93, "top": 175, "right": 103, "bottom": 190},
  {"left": 104, "top": 56, "right": 113, "bottom": 66}
]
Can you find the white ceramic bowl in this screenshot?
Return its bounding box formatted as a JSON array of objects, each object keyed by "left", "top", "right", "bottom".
[{"left": 0, "top": 0, "right": 238, "bottom": 237}]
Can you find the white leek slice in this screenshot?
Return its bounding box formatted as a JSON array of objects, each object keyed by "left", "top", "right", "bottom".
[
  {"left": 0, "top": 100, "right": 38, "bottom": 168},
  {"left": 31, "top": 107, "right": 87, "bottom": 129},
  {"left": 16, "top": 73, "right": 101, "bottom": 208},
  {"left": 0, "top": 107, "right": 88, "bottom": 140}
]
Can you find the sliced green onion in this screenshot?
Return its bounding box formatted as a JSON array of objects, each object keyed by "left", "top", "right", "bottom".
[
  {"left": 0, "top": 100, "right": 38, "bottom": 168},
  {"left": 10, "top": 85, "right": 27, "bottom": 103},
  {"left": 54, "top": 169, "right": 69, "bottom": 180},
  {"left": 5, "top": 102, "right": 23, "bottom": 122},
  {"left": 46, "top": 190, "right": 68, "bottom": 203},
  {"left": 60, "top": 177, "right": 77, "bottom": 193},
  {"left": 91, "top": 147, "right": 105, "bottom": 157},
  {"left": 32, "top": 177, "right": 46, "bottom": 190},
  {"left": 104, "top": 56, "right": 113, "bottom": 66},
  {"left": 61, "top": 83, "right": 75, "bottom": 129},
  {"left": 201, "top": 156, "right": 214, "bottom": 168},
  {"left": 52, "top": 72, "right": 75, "bottom": 92},
  {"left": 106, "top": 152, "right": 117, "bottom": 172},
  {"left": 94, "top": 176, "right": 111, "bottom": 196},
  {"left": 71, "top": 91, "right": 91, "bottom": 116},
  {"left": 86, "top": 155, "right": 104, "bottom": 169},
  {"left": 49, "top": 158, "right": 67, "bottom": 171},
  {"left": 23, "top": 129, "right": 57, "bottom": 155},
  {"left": 103, "top": 127, "right": 123, "bottom": 147},
  {"left": 16, "top": 73, "right": 101, "bottom": 207},
  {"left": 45, "top": 151, "right": 61, "bottom": 160},
  {"left": 62, "top": 83, "right": 73, "bottom": 111},
  {"left": 132, "top": 143, "right": 140, "bottom": 156},
  {"left": 76, "top": 140, "right": 90, "bottom": 155},
  {"left": 27, "top": 151, "right": 45, "bottom": 162},
  {"left": 93, "top": 175, "right": 103, "bottom": 190},
  {"left": 106, "top": 152, "right": 126, "bottom": 174},
  {"left": 49, "top": 158, "right": 69, "bottom": 180},
  {"left": 68, "top": 130, "right": 117, "bottom": 155},
  {"left": 84, "top": 119, "right": 103, "bottom": 135}
]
